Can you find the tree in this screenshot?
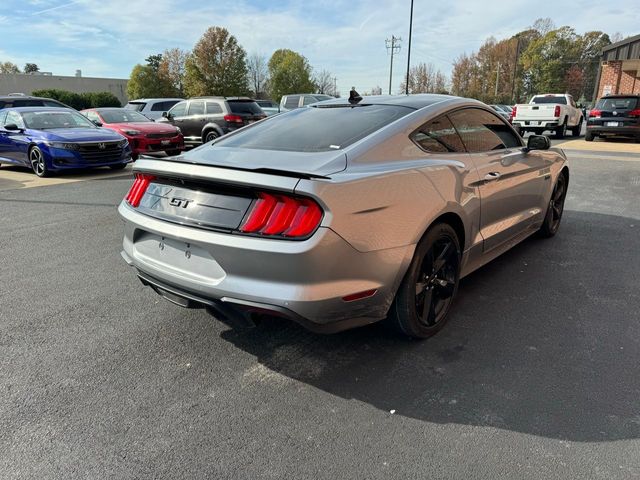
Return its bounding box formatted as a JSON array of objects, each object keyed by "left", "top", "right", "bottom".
[
  {"left": 247, "top": 53, "right": 269, "bottom": 98},
  {"left": 399, "top": 62, "right": 448, "bottom": 94},
  {"left": 127, "top": 64, "right": 173, "bottom": 99},
  {"left": 183, "top": 27, "right": 249, "bottom": 97},
  {"left": 158, "top": 48, "right": 188, "bottom": 96},
  {"left": 268, "top": 49, "right": 315, "bottom": 102},
  {"left": 531, "top": 18, "right": 556, "bottom": 35},
  {"left": 24, "top": 63, "right": 39, "bottom": 74},
  {"left": 145, "top": 54, "right": 163, "bottom": 72},
  {"left": 313, "top": 69, "right": 335, "bottom": 95},
  {"left": 0, "top": 62, "right": 20, "bottom": 74}
]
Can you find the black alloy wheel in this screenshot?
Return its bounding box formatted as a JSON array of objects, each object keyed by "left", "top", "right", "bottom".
[
  {"left": 30, "top": 146, "right": 49, "bottom": 177},
  {"left": 540, "top": 172, "right": 567, "bottom": 237},
  {"left": 389, "top": 223, "right": 461, "bottom": 338}
]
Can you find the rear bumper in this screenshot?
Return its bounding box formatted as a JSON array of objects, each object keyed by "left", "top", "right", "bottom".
[
  {"left": 130, "top": 135, "right": 184, "bottom": 154},
  {"left": 513, "top": 120, "right": 560, "bottom": 130},
  {"left": 119, "top": 202, "right": 414, "bottom": 331},
  {"left": 586, "top": 125, "right": 640, "bottom": 137}
]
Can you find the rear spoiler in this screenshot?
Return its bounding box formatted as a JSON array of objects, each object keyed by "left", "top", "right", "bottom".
[{"left": 132, "top": 157, "right": 325, "bottom": 193}]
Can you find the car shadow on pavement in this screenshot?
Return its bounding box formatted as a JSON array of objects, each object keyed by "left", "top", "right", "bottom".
[{"left": 220, "top": 210, "right": 640, "bottom": 442}]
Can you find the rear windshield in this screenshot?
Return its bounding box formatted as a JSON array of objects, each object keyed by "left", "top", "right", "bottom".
[
  {"left": 100, "top": 110, "right": 151, "bottom": 123},
  {"left": 217, "top": 104, "right": 413, "bottom": 152},
  {"left": 125, "top": 102, "right": 146, "bottom": 112},
  {"left": 531, "top": 96, "right": 567, "bottom": 105},
  {"left": 596, "top": 97, "right": 638, "bottom": 111},
  {"left": 228, "top": 101, "right": 263, "bottom": 115}
]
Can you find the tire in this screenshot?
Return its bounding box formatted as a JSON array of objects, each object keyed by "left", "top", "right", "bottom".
[
  {"left": 555, "top": 119, "right": 567, "bottom": 139},
  {"left": 109, "top": 163, "right": 127, "bottom": 170},
  {"left": 539, "top": 171, "right": 568, "bottom": 238},
  {"left": 29, "top": 146, "right": 50, "bottom": 177},
  {"left": 388, "top": 223, "right": 461, "bottom": 339},
  {"left": 585, "top": 131, "right": 594, "bottom": 142},
  {"left": 203, "top": 130, "right": 219, "bottom": 143},
  {"left": 165, "top": 149, "right": 182, "bottom": 157},
  {"left": 571, "top": 118, "right": 583, "bottom": 137}
]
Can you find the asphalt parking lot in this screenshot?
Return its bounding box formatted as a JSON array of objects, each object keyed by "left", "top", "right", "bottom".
[{"left": 1, "top": 144, "right": 640, "bottom": 479}]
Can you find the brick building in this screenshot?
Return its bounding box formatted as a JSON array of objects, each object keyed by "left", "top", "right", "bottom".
[{"left": 594, "top": 34, "right": 640, "bottom": 101}]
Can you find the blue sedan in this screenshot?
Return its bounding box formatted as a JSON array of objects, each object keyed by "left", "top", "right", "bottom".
[{"left": 0, "top": 107, "right": 132, "bottom": 177}]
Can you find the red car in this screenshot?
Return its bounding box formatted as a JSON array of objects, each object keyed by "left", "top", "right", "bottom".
[{"left": 81, "top": 108, "right": 184, "bottom": 159}]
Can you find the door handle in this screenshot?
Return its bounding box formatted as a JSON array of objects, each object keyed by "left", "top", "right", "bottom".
[{"left": 484, "top": 172, "right": 501, "bottom": 181}]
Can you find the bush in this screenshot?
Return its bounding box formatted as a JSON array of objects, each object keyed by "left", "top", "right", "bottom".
[{"left": 31, "top": 89, "right": 121, "bottom": 109}]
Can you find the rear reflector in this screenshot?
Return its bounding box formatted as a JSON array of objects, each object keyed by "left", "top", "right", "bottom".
[
  {"left": 240, "top": 192, "right": 323, "bottom": 238},
  {"left": 125, "top": 173, "right": 156, "bottom": 208},
  {"left": 342, "top": 289, "right": 377, "bottom": 302}
]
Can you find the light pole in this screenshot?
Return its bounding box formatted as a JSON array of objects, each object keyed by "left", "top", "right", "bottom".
[
  {"left": 385, "top": 35, "right": 401, "bottom": 95},
  {"left": 405, "top": 0, "right": 414, "bottom": 95}
]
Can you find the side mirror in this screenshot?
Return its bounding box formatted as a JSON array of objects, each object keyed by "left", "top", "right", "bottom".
[
  {"left": 162, "top": 111, "right": 170, "bottom": 119},
  {"left": 526, "top": 135, "right": 551, "bottom": 151},
  {"left": 4, "top": 123, "right": 22, "bottom": 132},
  {"left": 92, "top": 120, "right": 103, "bottom": 127}
]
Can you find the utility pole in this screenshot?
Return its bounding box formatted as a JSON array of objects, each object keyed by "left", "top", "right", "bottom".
[
  {"left": 385, "top": 35, "right": 401, "bottom": 95},
  {"left": 495, "top": 62, "right": 501, "bottom": 99},
  {"left": 405, "top": 0, "right": 414, "bottom": 95}
]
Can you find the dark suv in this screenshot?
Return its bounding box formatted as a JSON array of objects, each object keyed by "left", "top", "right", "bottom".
[
  {"left": 586, "top": 94, "right": 640, "bottom": 141},
  {"left": 0, "top": 95, "right": 69, "bottom": 110},
  {"left": 158, "top": 97, "right": 266, "bottom": 146}
]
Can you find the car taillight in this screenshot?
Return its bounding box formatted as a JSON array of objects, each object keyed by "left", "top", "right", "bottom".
[
  {"left": 510, "top": 106, "right": 516, "bottom": 119},
  {"left": 628, "top": 109, "right": 640, "bottom": 118},
  {"left": 589, "top": 109, "right": 602, "bottom": 118},
  {"left": 224, "top": 114, "right": 244, "bottom": 124},
  {"left": 554, "top": 105, "right": 561, "bottom": 117},
  {"left": 125, "top": 173, "right": 156, "bottom": 208},
  {"left": 240, "top": 192, "right": 323, "bottom": 238}
]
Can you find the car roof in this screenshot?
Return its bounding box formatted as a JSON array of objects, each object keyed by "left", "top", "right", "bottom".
[
  {"left": 601, "top": 94, "right": 640, "bottom": 99},
  {"left": 128, "top": 98, "right": 183, "bottom": 102},
  {"left": 6, "top": 106, "right": 75, "bottom": 113},
  {"left": 314, "top": 94, "right": 463, "bottom": 110},
  {"left": 0, "top": 95, "right": 62, "bottom": 101},
  {"left": 189, "top": 96, "right": 255, "bottom": 101}
]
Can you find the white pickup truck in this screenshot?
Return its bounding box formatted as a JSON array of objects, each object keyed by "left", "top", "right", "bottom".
[{"left": 512, "top": 94, "right": 584, "bottom": 138}]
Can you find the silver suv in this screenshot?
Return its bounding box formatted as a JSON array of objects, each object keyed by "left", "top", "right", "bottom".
[{"left": 124, "top": 98, "right": 184, "bottom": 121}]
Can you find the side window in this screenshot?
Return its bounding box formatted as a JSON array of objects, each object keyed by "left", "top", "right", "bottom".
[
  {"left": 151, "top": 102, "right": 165, "bottom": 111},
  {"left": 169, "top": 101, "right": 187, "bottom": 117},
  {"left": 5, "top": 111, "right": 25, "bottom": 128},
  {"left": 302, "top": 95, "right": 318, "bottom": 106},
  {"left": 284, "top": 95, "right": 300, "bottom": 109},
  {"left": 411, "top": 115, "right": 465, "bottom": 153},
  {"left": 206, "top": 102, "right": 223, "bottom": 114},
  {"left": 0, "top": 110, "right": 7, "bottom": 125},
  {"left": 449, "top": 108, "right": 520, "bottom": 152},
  {"left": 188, "top": 101, "right": 205, "bottom": 116},
  {"left": 43, "top": 100, "right": 63, "bottom": 107}
]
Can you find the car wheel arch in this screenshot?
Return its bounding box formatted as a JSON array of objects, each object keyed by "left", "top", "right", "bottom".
[
  {"left": 418, "top": 210, "right": 467, "bottom": 254},
  {"left": 202, "top": 124, "right": 223, "bottom": 139}
]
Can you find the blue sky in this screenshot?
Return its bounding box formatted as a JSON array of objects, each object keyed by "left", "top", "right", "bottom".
[{"left": 0, "top": 0, "right": 637, "bottom": 95}]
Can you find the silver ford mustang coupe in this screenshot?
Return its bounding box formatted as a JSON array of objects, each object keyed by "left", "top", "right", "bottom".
[{"left": 119, "top": 94, "right": 568, "bottom": 338}]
